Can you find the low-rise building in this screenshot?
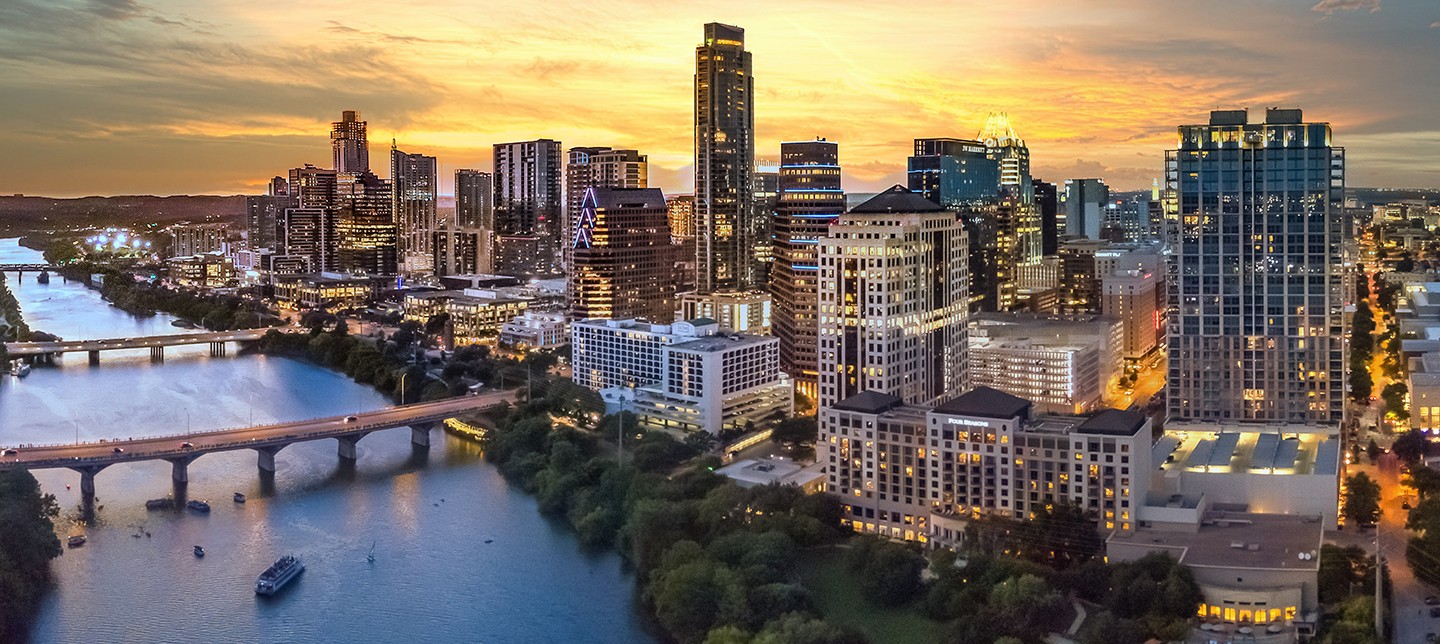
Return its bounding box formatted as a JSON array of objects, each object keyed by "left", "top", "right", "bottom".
[
  {"left": 967, "top": 313, "right": 1122, "bottom": 414},
  {"left": 676, "top": 290, "right": 772, "bottom": 335},
  {"left": 500, "top": 311, "right": 568, "bottom": 350},
  {"left": 1150, "top": 427, "right": 1340, "bottom": 527},
  {"left": 403, "top": 289, "right": 531, "bottom": 347},
  {"left": 716, "top": 458, "right": 826, "bottom": 494},
  {"left": 820, "top": 387, "right": 1152, "bottom": 545},
  {"left": 575, "top": 318, "right": 792, "bottom": 435},
  {"left": 168, "top": 253, "right": 234, "bottom": 289},
  {"left": 273, "top": 272, "right": 379, "bottom": 309}
]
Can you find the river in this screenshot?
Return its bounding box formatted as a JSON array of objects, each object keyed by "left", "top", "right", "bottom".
[{"left": 0, "top": 238, "right": 655, "bottom": 643}]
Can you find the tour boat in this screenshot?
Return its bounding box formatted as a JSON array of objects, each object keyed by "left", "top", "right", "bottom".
[{"left": 255, "top": 555, "right": 304, "bottom": 596}]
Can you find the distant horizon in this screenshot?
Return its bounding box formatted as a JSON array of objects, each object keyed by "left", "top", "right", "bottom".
[{"left": 1, "top": 1, "right": 1438, "bottom": 197}]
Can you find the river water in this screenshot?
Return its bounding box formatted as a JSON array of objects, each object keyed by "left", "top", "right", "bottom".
[{"left": 0, "top": 238, "right": 654, "bottom": 644}]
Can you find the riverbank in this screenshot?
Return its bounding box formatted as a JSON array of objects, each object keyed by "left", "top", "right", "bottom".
[
  {"left": 0, "top": 465, "right": 63, "bottom": 642},
  {"left": 56, "top": 262, "right": 277, "bottom": 330}
]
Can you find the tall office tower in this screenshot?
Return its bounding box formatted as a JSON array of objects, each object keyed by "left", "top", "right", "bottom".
[
  {"left": 268, "top": 176, "right": 289, "bottom": 197},
  {"left": 694, "top": 22, "right": 756, "bottom": 294},
  {"left": 390, "top": 145, "right": 438, "bottom": 274},
  {"left": 565, "top": 147, "right": 648, "bottom": 275},
  {"left": 817, "top": 186, "right": 969, "bottom": 409},
  {"left": 979, "top": 113, "right": 1032, "bottom": 194},
  {"left": 1166, "top": 108, "right": 1347, "bottom": 428},
  {"left": 569, "top": 187, "right": 674, "bottom": 322},
  {"left": 771, "top": 139, "right": 845, "bottom": 400},
  {"left": 331, "top": 110, "right": 369, "bottom": 174},
  {"left": 907, "top": 137, "right": 999, "bottom": 206},
  {"left": 287, "top": 165, "right": 338, "bottom": 271},
  {"left": 493, "top": 139, "right": 563, "bottom": 276},
  {"left": 335, "top": 171, "right": 397, "bottom": 275},
  {"left": 1032, "top": 179, "right": 1059, "bottom": 255},
  {"left": 752, "top": 162, "right": 780, "bottom": 286},
  {"left": 1062, "top": 178, "right": 1110, "bottom": 240},
  {"left": 667, "top": 195, "right": 698, "bottom": 294},
  {"left": 246, "top": 195, "right": 292, "bottom": 251},
  {"left": 432, "top": 227, "right": 482, "bottom": 275},
  {"left": 978, "top": 113, "right": 1041, "bottom": 272},
  {"left": 455, "top": 169, "right": 494, "bottom": 273},
  {"left": 1108, "top": 192, "right": 1155, "bottom": 242}
]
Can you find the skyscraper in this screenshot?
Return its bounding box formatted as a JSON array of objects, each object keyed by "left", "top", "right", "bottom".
[
  {"left": 331, "top": 110, "right": 369, "bottom": 175},
  {"left": 455, "top": 169, "right": 495, "bottom": 273},
  {"left": 817, "top": 186, "right": 969, "bottom": 409},
  {"left": 286, "top": 164, "right": 338, "bottom": 271},
  {"left": 569, "top": 187, "right": 673, "bottom": 322},
  {"left": 493, "top": 139, "right": 562, "bottom": 276},
  {"left": 694, "top": 23, "right": 756, "bottom": 294},
  {"left": 771, "top": 139, "right": 844, "bottom": 400},
  {"left": 335, "top": 170, "right": 397, "bottom": 275},
  {"left": 1165, "top": 108, "right": 1347, "bottom": 428},
  {"left": 1063, "top": 178, "right": 1109, "bottom": 239},
  {"left": 246, "top": 194, "right": 292, "bottom": 251},
  {"left": 565, "top": 147, "right": 647, "bottom": 275},
  {"left": 390, "top": 145, "right": 438, "bottom": 274},
  {"left": 907, "top": 137, "right": 998, "bottom": 206},
  {"left": 1032, "top": 179, "right": 1059, "bottom": 256}
]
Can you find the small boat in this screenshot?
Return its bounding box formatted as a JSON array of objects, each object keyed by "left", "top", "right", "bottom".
[
  {"left": 186, "top": 500, "right": 211, "bottom": 513},
  {"left": 194, "top": 545, "right": 205, "bottom": 557},
  {"left": 255, "top": 555, "right": 304, "bottom": 596},
  {"left": 67, "top": 535, "right": 86, "bottom": 548},
  {"left": 171, "top": 320, "right": 197, "bottom": 329},
  {"left": 233, "top": 492, "right": 246, "bottom": 503},
  {"left": 145, "top": 498, "right": 174, "bottom": 510},
  {"left": 367, "top": 540, "right": 376, "bottom": 563},
  {"left": 9, "top": 361, "right": 30, "bottom": 377},
  {"left": 36, "top": 271, "right": 50, "bottom": 284}
]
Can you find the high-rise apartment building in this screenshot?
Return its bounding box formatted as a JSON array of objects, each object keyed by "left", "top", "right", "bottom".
[
  {"left": 331, "top": 110, "right": 369, "bottom": 174},
  {"left": 1063, "top": 178, "right": 1110, "bottom": 240},
  {"left": 286, "top": 165, "right": 338, "bottom": 271},
  {"left": 432, "top": 227, "right": 482, "bottom": 276},
  {"left": 565, "top": 147, "right": 647, "bottom": 275},
  {"left": 335, "top": 171, "right": 397, "bottom": 275},
  {"left": 694, "top": 23, "right": 756, "bottom": 294},
  {"left": 569, "top": 187, "right": 674, "bottom": 322},
  {"left": 493, "top": 139, "right": 563, "bottom": 276},
  {"left": 455, "top": 169, "right": 494, "bottom": 273},
  {"left": 771, "top": 139, "right": 845, "bottom": 400},
  {"left": 1032, "top": 179, "right": 1059, "bottom": 256},
  {"left": 391, "top": 146, "right": 438, "bottom": 274},
  {"left": 817, "top": 186, "right": 969, "bottom": 409},
  {"left": 1165, "top": 108, "right": 1347, "bottom": 428},
  {"left": 246, "top": 195, "right": 291, "bottom": 250},
  {"left": 168, "top": 223, "right": 227, "bottom": 258}
]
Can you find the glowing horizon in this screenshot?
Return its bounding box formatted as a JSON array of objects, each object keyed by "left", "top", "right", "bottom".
[{"left": 1, "top": 0, "right": 1437, "bottom": 198}]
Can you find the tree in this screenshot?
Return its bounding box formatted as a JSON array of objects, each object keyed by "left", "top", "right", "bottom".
[
  {"left": 1407, "top": 466, "right": 1440, "bottom": 500},
  {"left": 1318, "top": 544, "right": 1375, "bottom": 606},
  {"left": 1367, "top": 438, "right": 1382, "bottom": 463},
  {"left": 846, "top": 536, "right": 926, "bottom": 607},
  {"left": 1343, "top": 472, "right": 1382, "bottom": 526},
  {"left": 0, "top": 470, "right": 62, "bottom": 642},
  {"left": 1349, "top": 368, "right": 1373, "bottom": 404},
  {"left": 772, "top": 416, "right": 818, "bottom": 446},
  {"left": 1356, "top": 269, "right": 1371, "bottom": 301},
  {"left": 1382, "top": 382, "right": 1409, "bottom": 419},
  {"left": 1394, "top": 429, "right": 1428, "bottom": 465}
]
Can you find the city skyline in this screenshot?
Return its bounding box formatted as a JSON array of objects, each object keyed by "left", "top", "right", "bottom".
[{"left": 2, "top": 1, "right": 1438, "bottom": 198}]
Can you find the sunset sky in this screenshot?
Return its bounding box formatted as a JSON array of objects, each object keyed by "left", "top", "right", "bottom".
[{"left": 1, "top": 0, "right": 1437, "bottom": 198}]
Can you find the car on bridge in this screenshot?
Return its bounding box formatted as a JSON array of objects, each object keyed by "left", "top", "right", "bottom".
[
  {"left": 2, "top": 448, "right": 17, "bottom": 456},
  {"left": 344, "top": 416, "right": 358, "bottom": 423},
  {"left": 112, "top": 447, "right": 124, "bottom": 453},
  {"left": 180, "top": 442, "right": 193, "bottom": 449}
]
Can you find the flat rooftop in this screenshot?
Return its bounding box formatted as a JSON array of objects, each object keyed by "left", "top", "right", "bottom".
[
  {"left": 1110, "top": 512, "right": 1323, "bottom": 571},
  {"left": 715, "top": 458, "right": 825, "bottom": 489},
  {"left": 670, "top": 334, "right": 774, "bottom": 353},
  {"left": 1157, "top": 429, "right": 1339, "bottom": 476}
]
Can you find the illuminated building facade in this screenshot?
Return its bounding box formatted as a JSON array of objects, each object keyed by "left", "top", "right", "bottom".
[
  {"left": 494, "top": 139, "right": 563, "bottom": 277},
  {"left": 168, "top": 223, "right": 227, "bottom": 258},
  {"left": 1165, "top": 108, "right": 1347, "bottom": 428},
  {"left": 694, "top": 22, "right": 756, "bottom": 294},
  {"left": 676, "top": 290, "right": 771, "bottom": 335},
  {"left": 771, "top": 139, "right": 845, "bottom": 399},
  {"left": 335, "top": 171, "right": 396, "bottom": 275},
  {"left": 455, "top": 169, "right": 494, "bottom": 273},
  {"left": 819, "top": 388, "right": 1151, "bottom": 544},
  {"left": 568, "top": 187, "right": 674, "bottom": 322},
  {"left": 817, "top": 186, "right": 969, "bottom": 409},
  {"left": 1063, "top": 178, "right": 1109, "bottom": 240},
  {"left": 331, "top": 110, "right": 369, "bottom": 174},
  {"left": 286, "top": 165, "right": 338, "bottom": 271},
  {"left": 390, "top": 146, "right": 437, "bottom": 274},
  {"left": 432, "top": 227, "right": 482, "bottom": 276},
  {"left": 565, "top": 147, "right": 647, "bottom": 276},
  {"left": 246, "top": 195, "right": 291, "bottom": 251}
]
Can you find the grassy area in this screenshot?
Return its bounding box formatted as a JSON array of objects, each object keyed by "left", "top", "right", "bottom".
[{"left": 797, "top": 546, "right": 947, "bottom": 644}]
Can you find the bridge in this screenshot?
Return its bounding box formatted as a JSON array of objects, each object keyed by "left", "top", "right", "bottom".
[
  {"left": 0, "top": 263, "right": 57, "bottom": 273},
  {"left": 0, "top": 392, "right": 517, "bottom": 512},
  {"left": 5, "top": 328, "right": 273, "bottom": 363}
]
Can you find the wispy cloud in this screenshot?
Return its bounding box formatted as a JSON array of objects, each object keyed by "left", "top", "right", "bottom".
[{"left": 1312, "top": 0, "right": 1381, "bottom": 14}]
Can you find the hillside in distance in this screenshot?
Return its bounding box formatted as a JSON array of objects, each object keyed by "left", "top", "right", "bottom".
[{"left": 0, "top": 195, "right": 245, "bottom": 235}]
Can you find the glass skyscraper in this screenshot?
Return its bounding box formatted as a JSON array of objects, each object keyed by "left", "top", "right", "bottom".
[
  {"left": 1165, "top": 108, "right": 1347, "bottom": 428},
  {"left": 390, "top": 146, "right": 437, "bottom": 274},
  {"left": 331, "top": 110, "right": 369, "bottom": 175},
  {"left": 770, "top": 139, "right": 844, "bottom": 399},
  {"left": 694, "top": 22, "right": 755, "bottom": 294}
]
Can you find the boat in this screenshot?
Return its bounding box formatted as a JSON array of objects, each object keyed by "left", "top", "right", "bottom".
[
  {"left": 171, "top": 320, "right": 197, "bottom": 329},
  {"left": 36, "top": 271, "right": 49, "bottom": 284},
  {"left": 367, "top": 540, "right": 375, "bottom": 563},
  {"left": 186, "top": 500, "right": 211, "bottom": 513},
  {"left": 194, "top": 545, "right": 205, "bottom": 557},
  {"left": 145, "top": 498, "right": 174, "bottom": 510},
  {"left": 233, "top": 492, "right": 246, "bottom": 503},
  {"left": 67, "top": 535, "right": 86, "bottom": 548},
  {"left": 255, "top": 555, "right": 304, "bottom": 596},
  {"left": 9, "top": 361, "right": 30, "bottom": 377}
]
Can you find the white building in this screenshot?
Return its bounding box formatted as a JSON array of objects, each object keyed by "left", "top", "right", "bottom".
[
  {"left": 573, "top": 318, "right": 793, "bottom": 435},
  {"left": 819, "top": 386, "right": 1152, "bottom": 545},
  {"left": 676, "top": 290, "right": 772, "bottom": 335},
  {"left": 967, "top": 313, "right": 1121, "bottom": 414},
  {"left": 500, "top": 311, "right": 568, "bottom": 350},
  {"left": 817, "top": 186, "right": 969, "bottom": 409}
]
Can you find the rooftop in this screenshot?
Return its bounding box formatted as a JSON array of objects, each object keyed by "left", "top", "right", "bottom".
[
  {"left": 848, "top": 185, "right": 947, "bottom": 214},
  {"left": 830, "top": 391, "right": 905, "bottom": 415},
  {"left": 1157, "top": 428, "right": 1340, "bottom": 476},
  {"left": 715, "top": 458, "right": 825, "bottom": 490},
  {"left": 1077, "top": 409, "right": 1148, "bottom": 436},
  {"left": 933, "top": 386, "right": 1032, "bottom": 420},
  {"left": 1109, "top": 512, "right": 1324, "bottom": 572},
  {"left": 669, "top": 334, "right": 774, "bottom": 353}
]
